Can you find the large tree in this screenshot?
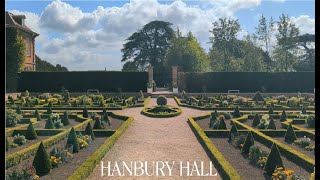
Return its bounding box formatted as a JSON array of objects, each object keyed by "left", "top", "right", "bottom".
[
  {"left": 209, "top": 18, "right": 240, "bottom": 71},
  {"left": 293, "top": 34, "right": 315, "bottom": 71},
  {"left": 255, "top": 15, "right": 275, "bottom": 71},
  {"left": 274, "top": 14, "right": 300, "bottom": 72},
  {"left": 6, "top": 28, "right": 26, "bottom": 92},
  {"left": 165, "top": 28, "right": 210, "bottom": 72},
  {"left": 121, "top": 20, "right": 174, "bottom": 72}
]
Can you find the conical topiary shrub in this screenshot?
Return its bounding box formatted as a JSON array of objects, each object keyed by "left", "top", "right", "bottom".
[
  {"left": 252, "top": 114, "right": 260, "bottom": 127},
  {"left": 263, "top": 143, "right": 285, "bottom": 175},
  {"left": 284, "top": 123, "right": 297, "bottom": 143},
  {"left": 268, "top": 107, "right": 274, "bottom": 114},
  {"left": 16, "top": 105, "right": 22, "bottom": 114},
  {"left": 83, "top": 107, "right": 89, "bottom": 118},
  {"left": 66, "top": 127, "right": 79, "bottom": 153},
  {"left": 103, "top": 113, "right": 111, "bottom": 126},
  {"left": 280, "top": 110, "right": 287, "bottom": 122},
  {"left": 228, "top": 122, "right": 239, "bottom": 142},
  {"left": 48, "top": 101, "right": 53, "bottom": 108},
  {"left": 241, "top": 131, "right": 255, "bottom": 154},
  {"left": 34, "top": 109, "right": 39, "bottom": 117},
  {"left": 267, "top": 117, "right": 276, "bottom": 130},
  {"left": 217, "top": 118, "right": 227, "bottom": 129},
  {"left": 302, "top": 107, "right": 307, "bottom": 114},
  {"left": 233, "top": 106, "right": 241, "bottom": 118},
  {"left": 209, "top": 112, "right": 217, "bottom": 128},
  {"left": 47, "top": 106, "right": 52, "bottom": 114},
  {"left": 62, "top": 111, "right": 70, "bottom": 126},
  {"left": 102, "top": 108, "right": 107, "bottom": 115},
  {"left": 33, "top": 142, "right": 52, "bottom": 176},
  {"left": 214, "top": 110, "right": 219, "bottom": 118},
  {"left": 36, "top": 112, "right": 42, "bottom": 121},
  {"left": 93, "top": 117, "right": 103, "bottom": 129},
  {"left": 84, "top": 123, "right": 95, "bottom": 140},
  {"left": 57, "top": 99, "right": 61, "bottom": 105},
  {"left": 26, "top": 122, "right": 38, "bottom": 140},
  {"left": 45, "top": 117, "right": 55, "bottom": 129},
  {"left": 253, "top": 91, "right": 264, "bottom": 101}
]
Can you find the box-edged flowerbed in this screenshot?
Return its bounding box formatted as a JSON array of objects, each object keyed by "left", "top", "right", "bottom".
[
  {"left": 188, "top": 111, "right": 315, "bottom": 180},
  {"left": 5, "top": 109, "right": 133, "bottom": 180},
  {"left": 141, "top": 105, "right": 182, "bottom": 118}
]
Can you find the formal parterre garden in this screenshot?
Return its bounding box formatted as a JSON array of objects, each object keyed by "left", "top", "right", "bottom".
[
  {"left": 183, "top": 91, "right": 315, "bottom": 180},
  {"left": 5, "top": 90, "right": 150, "bottom": 179}
]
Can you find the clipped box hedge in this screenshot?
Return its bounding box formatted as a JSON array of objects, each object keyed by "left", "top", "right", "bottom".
[
  {"left": 188, "top": 117, "right": 241, "bottom": 180},
  {"left": 6, "top": 115, "right": 92, "bottom": 168},
  {"left": 68, "top": 115, "right": 134, "bottom": 180}
]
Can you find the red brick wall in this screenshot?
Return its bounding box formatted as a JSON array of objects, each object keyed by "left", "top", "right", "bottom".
[{"left": 20, "top": 31, "right": 35, "bottom": 71}]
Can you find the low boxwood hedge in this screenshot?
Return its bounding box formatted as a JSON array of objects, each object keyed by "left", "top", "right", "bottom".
[
  {"left": 232, "top": 115, "right": 314, "bottom": 173},
  {"left": 68, "top": 116, "right": 134, "bottom": 180},
  {"left": 188, "top": 117, "right": 241, "bottom": 179},
  {"left": 141, "top": 105, "right": 182, "bottom": 118},
  {"left": 6, "top": 115, "right": 92, "bottom": 168}
]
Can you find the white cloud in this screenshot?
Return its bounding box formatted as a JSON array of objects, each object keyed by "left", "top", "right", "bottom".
[{"left": 291, "top": 15, "right": 315, "bottom": 35}]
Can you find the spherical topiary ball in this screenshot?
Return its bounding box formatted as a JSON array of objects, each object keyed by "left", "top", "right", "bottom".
[{"left": 157, "top": 95, "right": 167, "bottom": 106}]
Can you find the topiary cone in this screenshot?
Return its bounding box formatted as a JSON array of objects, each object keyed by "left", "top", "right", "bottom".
[
  {"left": 252, "top": 114, "right": 260, "bottom": 127},
  {"left": 67, "top": 127, "right": 80, "bottom": 153},
  {"left": 209, "top": 112, "right": 217, "bottom": 128},
  {"left": 102, "top": 108, "right": 107, "bottom": 115},
  {"left": 33, "top": 142, "right": 51, "bottom": 176},
  {"left": 26, "top": 122, "right": 38, "bottom": 140},
  {"left": 103, "top": 113, "right": 111, "bottom": 126},
  {"left": 47, "top": 106, "right": 52, "bottom": 114},
  {"left": 263, "top": 143, "right": 285, "bottom": 175},
  {"left": 93, "top": 117, "right": 103, "bottom": 129},
  {"left": 267, "top": 117, "right": 276, "bottom": 130},
  {"left": 302, "top": 107, "right": 307, "bottom": 114},
  {"left": 284, "top": 123, "right": 297, "bottom": 143},
  {"left": 62, "top": 111, "right": 70, "bottom": 126},
  {"left": 83, "top": 107, "right": 89, "bottom": 118},
  {"left": 16, "top": 105, "right": 22, "bottom": 114},
  {"left": 228, "top": 122, "right": 239, "bottom": 142},
  {"left": 45, "top": 117, "right": 55, "bottom": 129},
  {"left": 214, "top": 110, "right": 219, "bottom": 118},
  {"left": 280, "top": 110, "right": 287, "bottom": 122},
  {"left": 217, "top": 118, "right": 227, "bottom": 129},
  {"left": 84, "top": 123, "right": 95, "bottom": 140},
  {"left": 36, "top": 112, "right": 42, "bottom": 121},
  {"left": 241, "top": 131, "right": 255, "bottom": 154},
  {"left": 268, "top": 106, "right": 274, "bottom": 114},
  {"left": 233, "top": 106, "right": 241, "bottom": 118}
]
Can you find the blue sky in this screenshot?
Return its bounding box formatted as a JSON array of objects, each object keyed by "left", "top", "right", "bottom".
[{"left": 5, "top": 0, "right": 315, "bottom": 71}]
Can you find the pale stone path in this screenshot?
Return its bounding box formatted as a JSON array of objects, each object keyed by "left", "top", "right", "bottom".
[{"left": 88, "top": 98, "right": 221, "bottom": 180}]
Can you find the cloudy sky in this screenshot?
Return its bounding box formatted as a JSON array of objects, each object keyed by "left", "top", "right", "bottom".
[{"left": 6, "top": 0, "right": 315, "bottom": 71}]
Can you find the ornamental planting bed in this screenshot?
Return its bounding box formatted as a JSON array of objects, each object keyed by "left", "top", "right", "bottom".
[
  {"left": 5, "top": 105, "right": 134, "bottom": 179},
  {"left": 188, "top": 99, "right": 315, "bottom": 179},
  {"left": 175, "top": 92, "right": 315, "bottom": 111}
]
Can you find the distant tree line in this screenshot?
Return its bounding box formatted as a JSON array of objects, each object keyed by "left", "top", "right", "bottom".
[
  {"left": 121, "top": 14, "right": 315, "bottom": 74},
  {"left": 35, "top": 55, "right": 68, "bottom": 72}
]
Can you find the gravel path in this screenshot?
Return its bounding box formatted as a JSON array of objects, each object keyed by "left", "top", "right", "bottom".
[{"left": 88, "top": 98, "right": 221, "bottom": 179}]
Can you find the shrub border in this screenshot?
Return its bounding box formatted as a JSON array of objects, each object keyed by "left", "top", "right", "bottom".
[
  {"left": 67, "top": 114, "right": 133, "bottom": 179},
  {"left": 188, "top": 116, "right": 241, "bottom": 180},
  {"left": 5, "top": 114, "right": 92, "bottom": 168},
  {"left": 232, "top": 115, "right": 315, "bottom": 172}
]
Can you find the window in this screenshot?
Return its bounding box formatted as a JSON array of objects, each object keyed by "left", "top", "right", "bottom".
[{"left": 25, "top": 37, "right": 31, "bottom": 57}]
